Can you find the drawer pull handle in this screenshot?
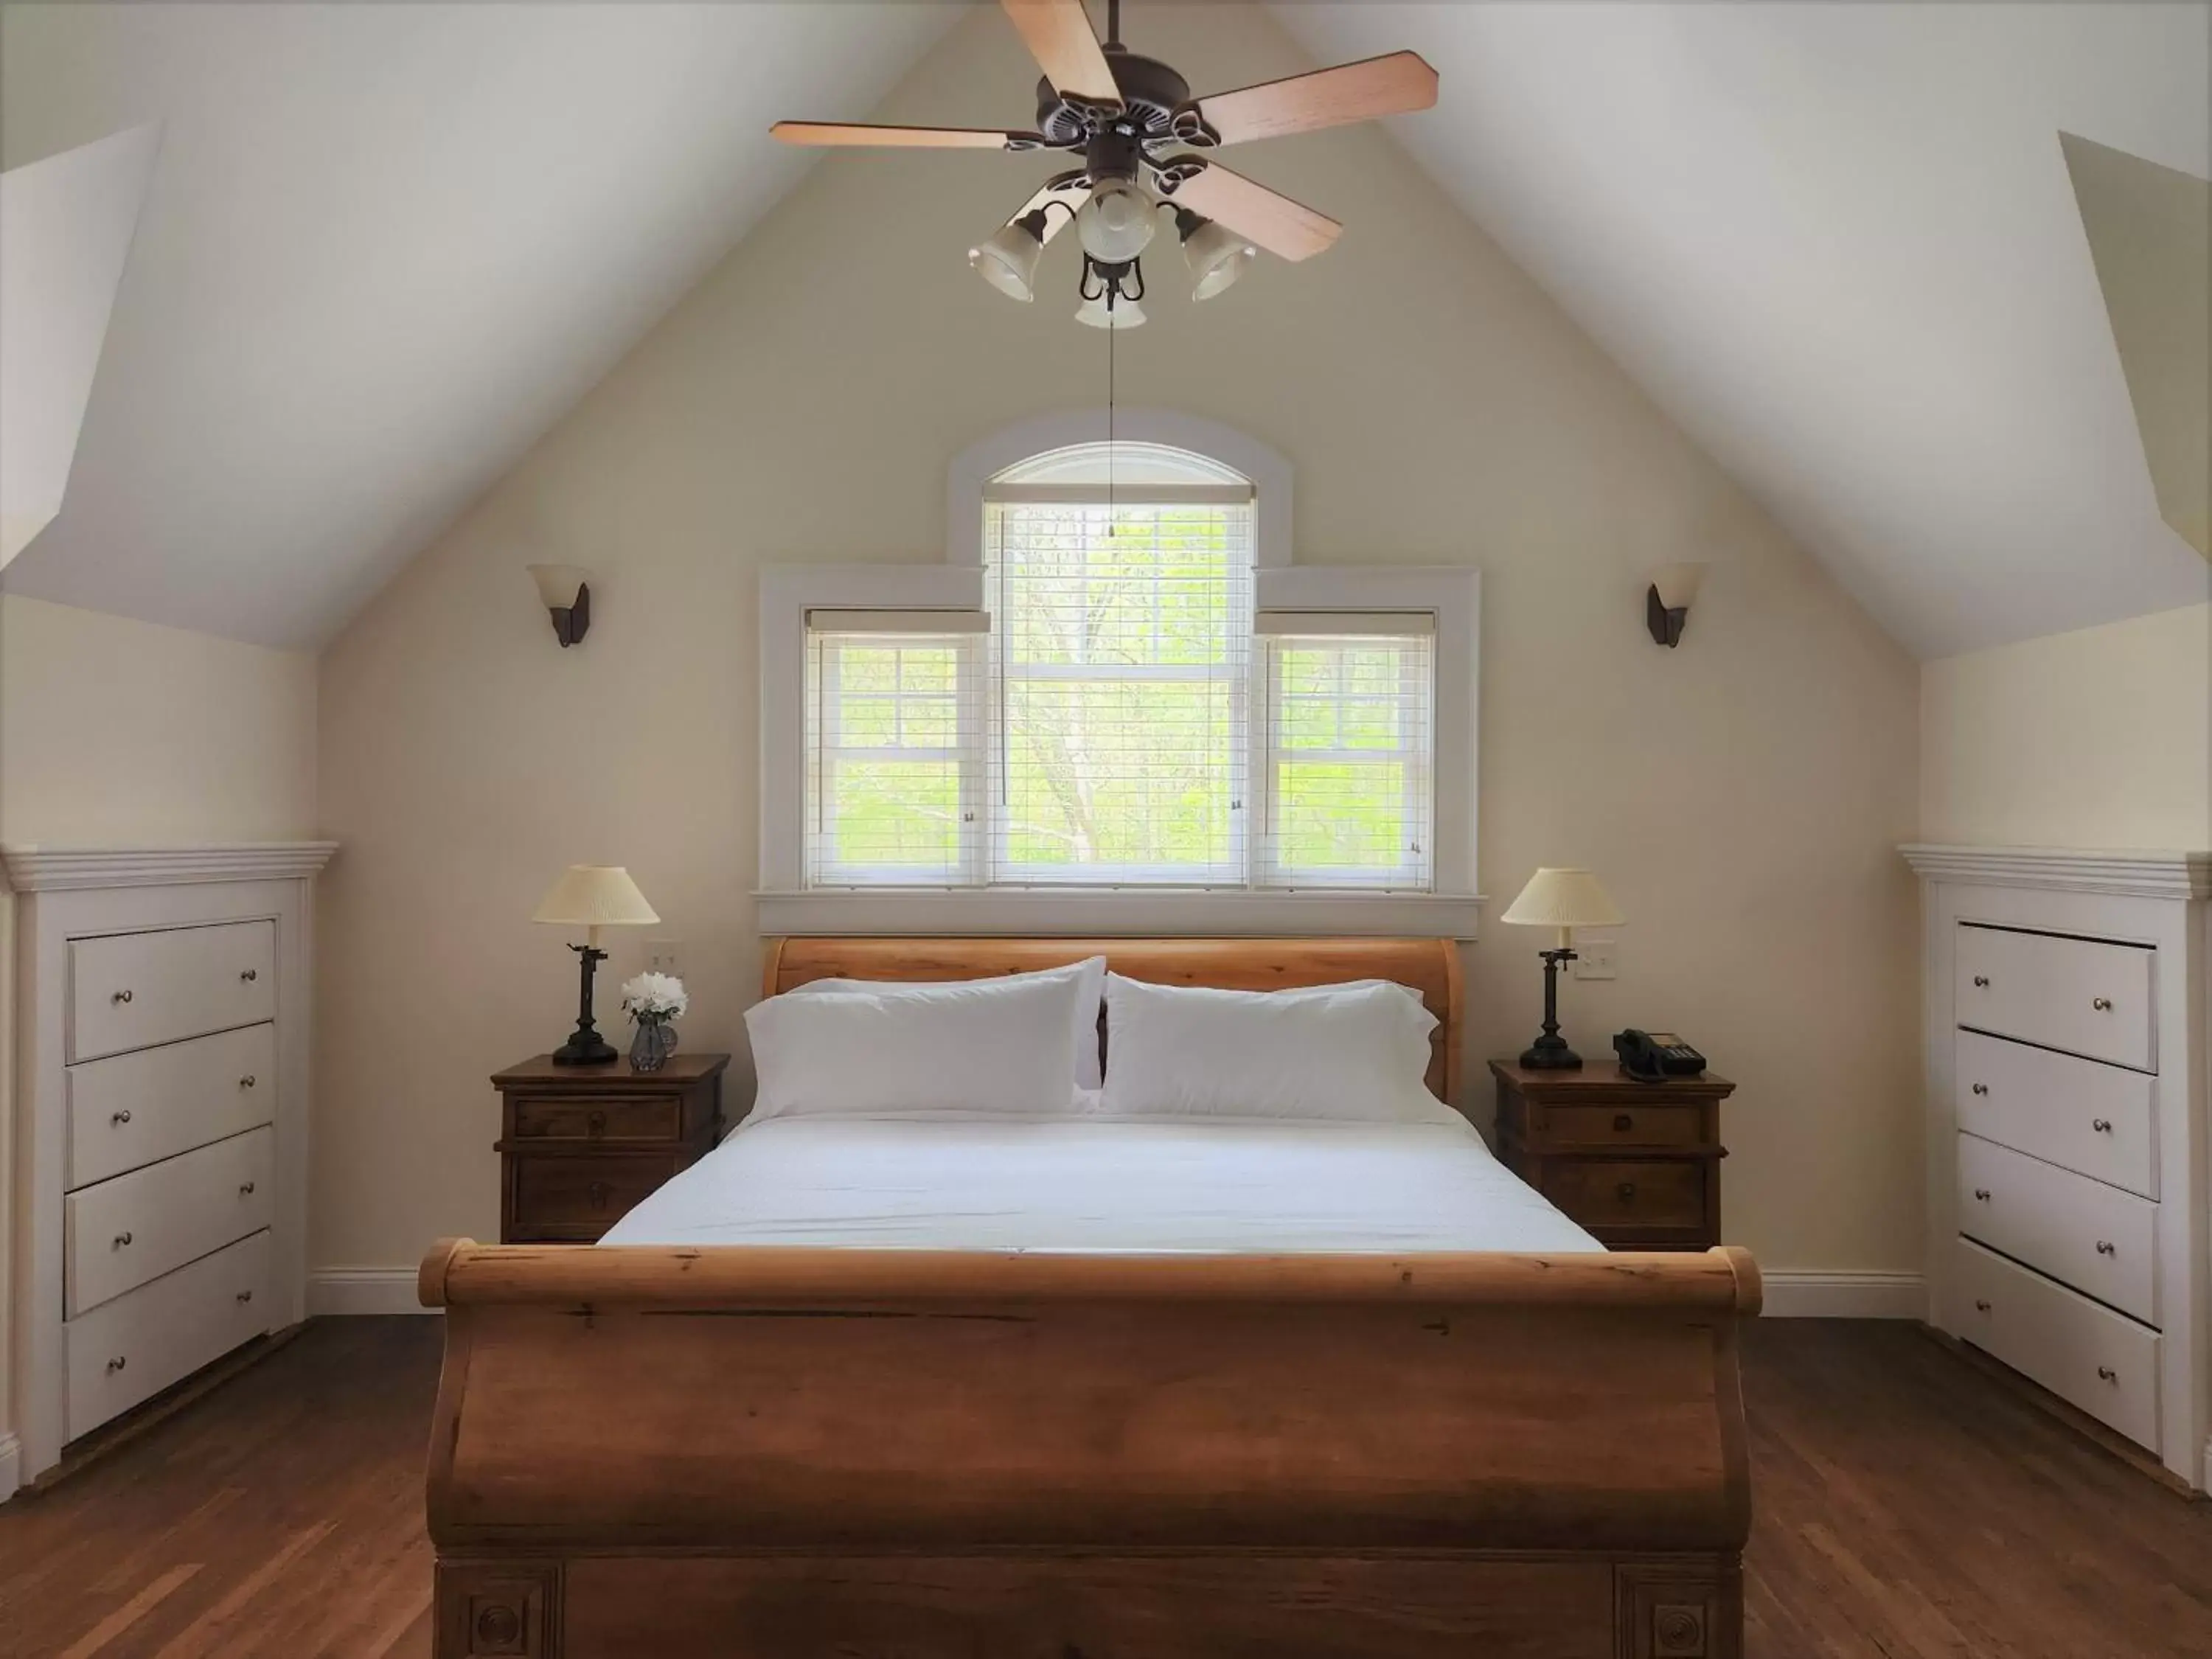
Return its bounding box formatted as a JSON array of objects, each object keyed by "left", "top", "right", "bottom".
[
  {"left": 1972, "top": 1188, "right": 1991, "bottom": 1202},
  {"left": 1974, "top": 1299, "right": 1992, "bottom": 1313},
  {"left": 1972, "top": 975, "right": 1989, "bottom": 988},
  {"left": 239, "top": 1181, "right": 256, "bottom": 1197},
  {"left": 107, "top": 1356, "right": 127, "bottom": 1374},
  {"left": 1615, "top": 1181, "right": 1636, "bottom": 1203},
  {"left": 111, "top": 989, "right": 134, "bottom": 1004},
  {"left": 240, "top": 968, "right": 258, "bottom": 982},
  {"left": 2092, "top": 996, "right": 2112, "bottom": 1012},
  {"left": 111, "top": 1110, "right": 132, "bottom": 1126},
  {"left": 1970, "top": 1082, "right": 1989, "bottom": 1096},
  {"left": 240, "top": 1075, "right": 257, "bottom": 1089},
  {"left": 236, "top": 1290, "right": 254, "bottom": 1304},
  {"left": 588, "top": 1110, "right": 608, "bottom": 1137},
  {"left": 2096, "top": 1240, "right": 2116, "bottom": 1256},
  {"left": 2092, "top": 1118, "right": 2113, "bottom": 1134},
  {"left": 2098, "top": 1366, "right": 2118, "bottom": 1383},
  {"left": 1612, "top": 1113, "right": 1633, "bottom": 1133},
  {"left": 113, "top": 1231, "right": 133, "bottom": 1248}
]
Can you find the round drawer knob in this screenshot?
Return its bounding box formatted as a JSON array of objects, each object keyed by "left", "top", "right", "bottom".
[
  {"left": 111, "top": 1110, "right": 132, "bottom": 1126},
  {"left": 1972, "top": 975, "right": 1990, "bottom": 989},
  {"left": 239, "top": 1181, "right": 256, "bottom": 1197},
  {"left": 1974, "top": 1299, "right": 1992, "bottom": 1313},
  {"left": 107, "top": 1356, "right": 128, "bottom": 1374},
  {"left": 111, "top": 989, "right": 134, "bottom": 1004},
  {"left": 1612, "top": 1113, "right": 1633, "bottom": 1133},
  {"left": 2096, "top": 1240, "right": 2116, "bottom": 1256},
  {"left": 1971, "top": 1083, "right": 1989, "bottom": 1096},
  {"left": 113, "top": 1231, "right": 133, "bottom": 1248},
  {"left": 2092, "top": 996, "right": 2112, "bottom": 1012},
  {"left": 2092, "top": 1118, "right": 2113, "bottom": 1134},
  {"left": 1972, "top": 1188, "right": 1991, "bottom": 1202},
  {"left": 240, "top": 968, "right": 258, "bottom": 983},
  {"left": 2098, "top": 1366, "right": 2118, "bottom": 1383},
  {"left": 239, "top": 1075, "right": 257, "bottom": 1089},
  {"left": 1615, "top": 1181, "right": 1636, "bottom": 1203},
  {"left": 236, "top": 1290, "right": 254, "bottom": 1304}
]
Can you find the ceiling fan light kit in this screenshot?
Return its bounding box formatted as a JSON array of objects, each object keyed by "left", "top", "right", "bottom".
[{"left": 774, "top": 0, "right": 1436, "bottom": 327}]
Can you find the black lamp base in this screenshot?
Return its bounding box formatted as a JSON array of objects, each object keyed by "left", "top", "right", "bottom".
[
  {"left": 550, "top": 942, "right": 616, "bottom": 1067},
  {"left": 1518, "top": 947, "right": 1585, "bottom": 1071}
]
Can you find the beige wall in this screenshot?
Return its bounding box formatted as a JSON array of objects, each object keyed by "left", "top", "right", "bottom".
[
  {"left": 0, "top": 593, "right": 318, "bottom": 844},
  {"left": 315, "top": 2, "right": 1921, "bottom": 1281},
  {"left": 0, "top": 590, "right": 316, "bottom": 1471},
  {"left": 1921, "top": 602, "right": 2211, "bottom": 849}
]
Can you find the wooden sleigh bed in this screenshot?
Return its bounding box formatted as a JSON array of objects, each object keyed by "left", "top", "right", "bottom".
[{"left": 419, "top": 939, "right": 1759, "bottom": 1659}]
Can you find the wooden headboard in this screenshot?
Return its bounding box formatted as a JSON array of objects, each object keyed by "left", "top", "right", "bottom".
[{"left": 762, "top": 936, "right": 1462, "bottom": 1103}]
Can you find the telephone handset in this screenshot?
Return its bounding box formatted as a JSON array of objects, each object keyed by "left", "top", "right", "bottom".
[{"left": 1613, "top": 1029, "right": 1706, "bottom": 1082}]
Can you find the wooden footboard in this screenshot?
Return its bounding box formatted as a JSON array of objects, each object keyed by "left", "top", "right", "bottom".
[{"left": 418, "top": 1239, "right": 1758, "bottom": 1658}]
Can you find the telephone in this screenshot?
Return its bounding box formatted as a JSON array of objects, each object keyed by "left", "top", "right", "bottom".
[{"left": 1613, "top": 1029, "right": 1707, "bottom": 1082}]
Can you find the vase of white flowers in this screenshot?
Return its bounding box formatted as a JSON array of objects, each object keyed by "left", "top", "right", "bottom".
[{"left": 619, "top": 971, "right": 688, "bottom": 1073}]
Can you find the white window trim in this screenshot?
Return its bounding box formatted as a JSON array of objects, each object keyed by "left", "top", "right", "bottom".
[{"left": 757, "top": 414, "right": 1483, "bottom": 939}]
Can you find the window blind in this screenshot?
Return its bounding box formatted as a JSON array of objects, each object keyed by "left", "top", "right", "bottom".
[
  {"left": 1256, "top": 621, "right": 1435, "bottom": 891},
  {"left": 804, "top": 619, "right": 985, "bottom": 887},
  {"left": 987, "top": 497, "right": 1256, "bottom": 886}
]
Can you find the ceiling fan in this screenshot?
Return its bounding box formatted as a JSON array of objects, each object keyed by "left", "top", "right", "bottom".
[{"left": 773, "top": 0, "right": 1438, "bottom": 328}]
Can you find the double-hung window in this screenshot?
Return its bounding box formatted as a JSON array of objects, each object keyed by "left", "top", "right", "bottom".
[{"left": 801, "top": 439, "right": 1439, "bottom": 894}]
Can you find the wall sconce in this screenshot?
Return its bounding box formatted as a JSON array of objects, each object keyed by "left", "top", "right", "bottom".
[
  {"left": 527, "top": 564, "right": 591, "bottom": 647},
  {"left": 1646, "top": 563, "right": 1708, "bottom": 647}
]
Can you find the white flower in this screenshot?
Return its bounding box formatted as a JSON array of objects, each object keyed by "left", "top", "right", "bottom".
[{"left": 620, "top": 971, "right": 689, "bottom": 1022}]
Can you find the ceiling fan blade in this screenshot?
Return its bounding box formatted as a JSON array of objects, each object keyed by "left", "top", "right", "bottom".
[
  {"left": 998, "top": 0, "right": 1121, "bottom": 106},
  {"left": 1189, "top": 51, "right": 1439, "bottom": 147},
  {"left": 1167, "top": 161, "right": 1342, "bottom": 262},
  {"left": 772, "top": 122, "right": 1041, "bottom": 150}
]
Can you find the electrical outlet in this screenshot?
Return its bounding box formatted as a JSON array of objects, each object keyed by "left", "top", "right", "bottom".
[
  {"left": 1574, "top": 938, "right": 1618, "bottom": 981},
  {"left": 646, "top": 939, "right": 684, "bottom": 978}
]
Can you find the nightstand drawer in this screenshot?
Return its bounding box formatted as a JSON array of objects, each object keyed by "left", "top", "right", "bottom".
[
  {"left": 1538, "top": 1158, "right": 1708, "bottom": 1238},
  {"left": 510, "top": 1153, "right": 684, "bottom": 1234},
  {"left": 512, "top": 1095, "right": 681, "bottom": 1143},
  {"left": 1531, "top": 1102, "right": 1707, "bottom": 1150}
]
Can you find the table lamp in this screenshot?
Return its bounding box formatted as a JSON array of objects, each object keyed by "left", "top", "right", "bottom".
[
  {"left": 532, "top": 866, "right": 659, "bottom": 1065},
  {"left": 1500, "top": 867, "right": 1624, "bottom": 1070}
]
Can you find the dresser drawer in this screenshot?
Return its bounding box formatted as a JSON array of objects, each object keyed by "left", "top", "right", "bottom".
[
  {"left": 1952, "top": 1237, "right": 2159, "bottom": 1450},
  {"left": 1957, "top": 1133, "right": 2157, "bottom": 1325},
  {"left": 1537, "top": 1158, "right": 1708, "bottom": 1240},
  {"left": 1955, "top": 1029, "right": 2154, "bottom": 1197},
  {"left": 69, "top": 921, "right": 276, "bottom": 1062},
  {"left": 510, "top": 1152, "right": 684, "bottom": 1238},
  {"left": 1955, "top": 924, "right": 2152, "bottom": 1071},
  {"left": 511, "top": 1095, "right": 681, "bottom": 1143},
  {"left": 1528, "top": 1102, "right": 1708, "bottom": 1150},
  {"left": 66, "top": 1228, "right": 272, "bottom": 1441},
  {"left": 65, "top": 1127, "right": 275, "bottom": 1317},
  {"left": 66, "top": 1023, "right": 274, "bottom": 1189}
]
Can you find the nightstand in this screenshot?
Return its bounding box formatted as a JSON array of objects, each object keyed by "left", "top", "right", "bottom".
[
  {"left": 1490, "top": 1059, "right": 1736, "bottom": 1251},
  {"left": 491, "top": 1053, "right": 728, "bottom": 1243}
]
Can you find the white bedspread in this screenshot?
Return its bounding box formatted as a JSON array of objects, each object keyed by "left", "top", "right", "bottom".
[{"left": 602, "top": 1105, "right": 1601, "bottom": 1255}]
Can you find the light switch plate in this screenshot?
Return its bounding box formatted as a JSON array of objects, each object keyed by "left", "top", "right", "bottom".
[
  {"left": 646, "top": 939, "right": 684, "bottom": 978},
  {"left": 1574, "top": 937, "right": 1618, "bottom": 981}
]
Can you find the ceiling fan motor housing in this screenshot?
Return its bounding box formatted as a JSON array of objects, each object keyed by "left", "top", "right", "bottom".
[{"left": 1034, "top": 49, "right": 1208, "bottom": 149}]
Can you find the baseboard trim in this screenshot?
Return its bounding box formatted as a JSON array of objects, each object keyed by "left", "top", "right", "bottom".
[
  {"left": 308, "top": 1267, "right": 438, "bottom": 1317},
  {"left": 1761, "top": 1270, "right": 1925, "bottom": 1319},
  {"left": 310, "top": 1264, "right": 1922, "bottom": 1319},
  {"left": 0, "top": 1432, "right": 21, "bottom": 1503}
]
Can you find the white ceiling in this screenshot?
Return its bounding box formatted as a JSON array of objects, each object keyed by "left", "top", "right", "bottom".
[
  {"left": 1, "top": 4, "right": 2205, "bottom": 657},
  {"left": 0, "top": 3, "right": 959, "bottom": 647},
  {"left": 1279, "top": 1, "right": 2211, "bottom": 657}
]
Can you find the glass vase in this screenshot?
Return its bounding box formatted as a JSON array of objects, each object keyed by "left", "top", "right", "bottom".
[{"left": 628, "top": 1018, "right": 677, "bottom": 1074}]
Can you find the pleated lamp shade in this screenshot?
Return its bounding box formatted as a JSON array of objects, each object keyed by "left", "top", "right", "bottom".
[
  {"left": 1500, "top": 868, "right": 1623, "bottom": 947},
  {"left": 532, "top": 866, "right": 658, "bottom": 947}
]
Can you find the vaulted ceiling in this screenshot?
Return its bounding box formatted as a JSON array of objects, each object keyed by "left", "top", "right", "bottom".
[{"left": 2, "top": 2, "right": 2205, "bottom": 657}]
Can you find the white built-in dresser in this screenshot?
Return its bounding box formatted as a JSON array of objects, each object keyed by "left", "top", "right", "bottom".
[
  {"left": 1903, "top": 844, "right": 2211, "bottom": 1489},
  {"left": 4, "top": 842, "right": 336, "bottom": 1489}
]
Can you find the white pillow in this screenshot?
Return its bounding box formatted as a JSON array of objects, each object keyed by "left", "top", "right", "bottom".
[
  {"left": 1098, "top": 974, "right": 1440, "bottom": 1121},
  {"left": 783, "top": 957, "right": 1107, "bottom": 1090},
  {"left": 746, "top": 971, "right": 1085, "bottom": 1122}
]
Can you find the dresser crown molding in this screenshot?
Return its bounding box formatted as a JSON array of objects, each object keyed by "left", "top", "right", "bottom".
[
  {"left": 1, "top": 841, "right": 339, "bottom": 893},
  {"left": 1899, "top": 843, "right": 2212, "bottom": 900}
]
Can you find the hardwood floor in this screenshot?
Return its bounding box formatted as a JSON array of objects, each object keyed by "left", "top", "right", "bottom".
[{"left": 4, "top": 1315, "right": 2210, "bottom": 1657}]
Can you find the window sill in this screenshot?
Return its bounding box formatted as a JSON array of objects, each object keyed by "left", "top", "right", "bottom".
[{"left": 754, "top": 888, "right": 1485, "bottom": 939}]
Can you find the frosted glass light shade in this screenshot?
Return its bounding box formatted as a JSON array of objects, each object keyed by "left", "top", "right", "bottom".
[
  {"left": 969, "top": 220, "right": 1043, "bottom": 302},
  {"left": 532, "top": 866, "right": 659, "bottom": 932},
  {"left": 1182, "top": 218, "right": 1254, "bottom": 301},
  {"left": 1077, "top": 181, "right": 1157, "bottom": 263},
  {"left": 1074, "top": 292, "right": 1147, "bottom": 330},
  {"left": 1500, "top": 868, "right": 1623, "bottom": 947}
]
